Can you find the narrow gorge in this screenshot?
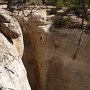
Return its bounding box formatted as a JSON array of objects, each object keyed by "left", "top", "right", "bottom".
[{"left": 0, "top": 3, "right": 90, "bottom": 90}]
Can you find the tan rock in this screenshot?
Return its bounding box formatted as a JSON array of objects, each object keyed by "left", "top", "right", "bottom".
[{"left": 22, "top": 7, "right": 90, "bottom": 90}]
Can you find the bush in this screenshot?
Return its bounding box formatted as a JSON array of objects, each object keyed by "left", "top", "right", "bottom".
[
  {"left": 29, "top": 0, "right": 41, "bottom": 4},
  {"left": 86, "top": 19, "right": 90, "bottom": 30},
  {"left": 47, "top": 8, "right": 57, "bottom": 15},
  {"left": 0, "top": 0, "right": 6, "bottom": 4},
  {"left": 0, "top": 88, "right": 2, "bottom": 90},
  {"left": 53, "top": 17, "right": 73, "bottom": 28}
]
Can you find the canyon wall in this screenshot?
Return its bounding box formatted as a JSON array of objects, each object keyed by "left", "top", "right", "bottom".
[
  {"left": 0, "top": 4, "right": 90, "bottom": 90},
  {"left": 0, "top": 9, "right": 31, "bottom": 90},
  {"left": 22, "top": 8, "right": 90, "bottom": 90},
  {"left": 22, "top": 8, "right": 48, "bottom": 90}
]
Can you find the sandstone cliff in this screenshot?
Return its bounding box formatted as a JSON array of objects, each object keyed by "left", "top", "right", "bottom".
[
  {"left": 21, "top": 7, "right": 90, "bottom": 90},
  {"left": 0, "top": 8, "right": 31, "bottom": 90},
  {"left": 0, "top": 5, "right": 90, "bottom": 90}
]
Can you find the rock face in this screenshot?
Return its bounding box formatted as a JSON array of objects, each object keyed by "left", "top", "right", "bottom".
[
  {"left": 22, "top": 7, "right": 90, "bottom": 90},
  {"left": 0, "top": 9, "right": 24, "bottom": 58},
  {"left": 22, "top": 8, "right": 47, "bottom": 90},
  {"left": 46, "top": 28, "right": 90, "bottom": 90},
  {"left": 0, "top": 9, "right": 31, "bottom": 90}
]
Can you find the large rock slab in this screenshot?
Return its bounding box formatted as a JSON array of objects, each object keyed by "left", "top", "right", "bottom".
[
  {"left": 0, "top": 33, "right": 31, "bottom": 90},
  {"left": 22, "top": 7, "right": 90, "bottom": 90},
  {"left": 0, "top": 9, "right": 24, "bottom": 57},
  {"left": 0, "top": 9, "right": 31, "bottom": 90}
]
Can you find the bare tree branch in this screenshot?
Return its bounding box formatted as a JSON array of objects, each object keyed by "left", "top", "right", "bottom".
[{"left": 72, "top": 29, "right": 83, "bottom": 60}]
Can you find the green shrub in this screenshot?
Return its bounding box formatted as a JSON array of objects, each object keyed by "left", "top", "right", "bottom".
[
  {"left": 53, "top": 17, "right": 73, "bottom": 28},
  {"left": 29, "top": 0, "right": 41, "bottom": 4},
  {"left": 47, "top": 8, "right": 57, "bottom": 15},
  {"left": 0, "top": 0, "right": 5, "bottom": 4},
  {"left": 0, "top": 87, "right": 2, "bottom": 90},
  {"left": 86, "top": 19, "right": 90, "bottom": 30}
]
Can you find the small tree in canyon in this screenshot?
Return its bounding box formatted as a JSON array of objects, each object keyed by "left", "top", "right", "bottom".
[
  {"left": 68, "top": 0, "right": 90, "bottom": 59},
  {"left": 48, "top": 0, "right": 90, "bottom": 59},
  {"left": 6, "top": 0, "right": 28, "bottom": 11}
]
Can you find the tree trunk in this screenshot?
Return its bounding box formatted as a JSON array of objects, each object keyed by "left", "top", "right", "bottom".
[
  {"left": 72, "top": 17, "right": 84, "bottom": 60},
  {"left": 7, "top": 0, "right": 13, "bottom": 9},
  {"left": 7, "top": 0, "right": 18, "bottom": 11},
  {"left": 42, "top": 0, "right": 46, "bottom": 5}
]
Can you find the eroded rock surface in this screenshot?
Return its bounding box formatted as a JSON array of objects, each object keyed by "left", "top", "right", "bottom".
[
  {"left": 21, "top": 7, "right": 47, "bottom": 90},
  {"left": 22, "top": 7, "right": 90, "bottom": 90},
  {"left": 0, "top": 9, "right": 24, "bottom": 57},
  {"left": 0, "top": 9, "right": 31, "bottom": 90},
  {"left": 47, "top": 27, "right": 90, "bottom": 90}
]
